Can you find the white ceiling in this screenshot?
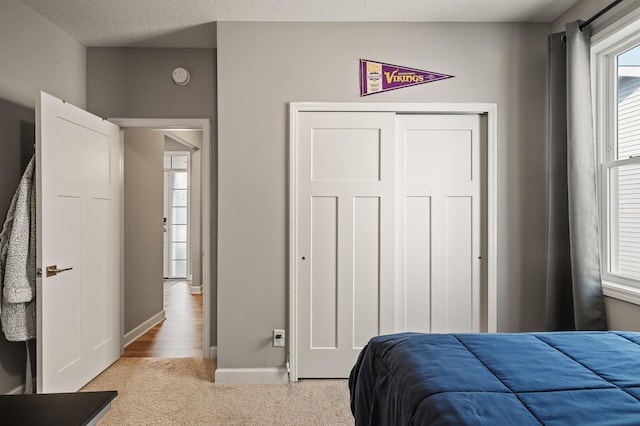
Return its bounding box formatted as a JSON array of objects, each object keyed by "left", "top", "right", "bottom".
[{"left": 20, "top": 0, "right": 581, "bottom": 48}]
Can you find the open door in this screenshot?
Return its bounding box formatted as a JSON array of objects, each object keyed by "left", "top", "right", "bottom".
[{"left": 36, "top": 92, "right": 121, "bottom": 393}]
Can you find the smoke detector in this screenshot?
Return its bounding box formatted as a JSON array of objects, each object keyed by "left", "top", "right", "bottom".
[{"left": 172, "top": 67, "right": 190, "bottom": 86}]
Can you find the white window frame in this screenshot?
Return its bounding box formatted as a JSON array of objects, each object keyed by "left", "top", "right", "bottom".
[{"left": 593, "top": 8, "right": 640, "bottom": 305}]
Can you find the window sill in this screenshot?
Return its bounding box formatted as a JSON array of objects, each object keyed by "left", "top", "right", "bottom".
[{"left": 602, "top": 281, "right": 640, "bottom": 306}]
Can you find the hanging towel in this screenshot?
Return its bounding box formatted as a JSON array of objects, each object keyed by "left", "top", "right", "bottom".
[{"left": 0, "top": 156, "right": 36, "bottom": 394}]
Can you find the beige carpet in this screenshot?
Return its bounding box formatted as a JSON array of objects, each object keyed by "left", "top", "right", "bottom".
[{"left": 81, "top": 357, "right": 354, "bottom": 425}]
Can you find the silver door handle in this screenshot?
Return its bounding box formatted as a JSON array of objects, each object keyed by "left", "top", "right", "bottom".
[{"left": 46, "top": 265, "right": 73, "bottom": 277}]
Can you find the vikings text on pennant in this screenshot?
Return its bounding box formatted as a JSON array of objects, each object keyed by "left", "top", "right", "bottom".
[{"left": 359, "top": 59, "right": 454, "bottom": 96}]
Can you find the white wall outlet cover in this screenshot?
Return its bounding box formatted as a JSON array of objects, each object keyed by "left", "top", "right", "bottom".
[
  {"left": 273, "top": 329, "right": 285, "bottom": 347},
  {"left": 172, "top": 67, "right": 190, "bottom": 85}
]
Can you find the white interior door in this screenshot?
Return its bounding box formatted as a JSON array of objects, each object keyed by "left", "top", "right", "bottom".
[
  {"left": 297, "top": 112, "right": 396, "bottom": 378},
  {"left": 36, "top": 91, "right": 121, "bottom": 393},
  {"left": 395, "top": 114, "right": 484, "bottom": 333}
]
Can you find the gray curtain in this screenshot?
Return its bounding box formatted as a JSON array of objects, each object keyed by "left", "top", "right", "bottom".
[{"left": 546, "top": 21, "right": 608, "bottom": 331}]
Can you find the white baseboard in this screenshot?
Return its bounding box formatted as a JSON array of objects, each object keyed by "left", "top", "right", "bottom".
[
  {"left": 214, "top": 367, "right": 289, "bottom": 384},
  {"left": 209, "top": 346, "right": 217, "bottom": 359},
  {"left": 189, "top": 284, "right": 202, "bottom": 294},
  {"left": 123, "top": 310, "right": 165, "bottom": 347}
]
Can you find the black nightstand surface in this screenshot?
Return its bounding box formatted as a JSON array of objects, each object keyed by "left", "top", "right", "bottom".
[{"left": 0, "top": 390, "right": 117, "bottom": 426}]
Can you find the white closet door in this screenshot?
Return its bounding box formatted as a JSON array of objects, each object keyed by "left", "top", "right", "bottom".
[
  {"left": 396, "top": 114, "right": 484, "bottom": 333},
  {"left": 297, "top": 111, "right": 396, "bottom": 378}
]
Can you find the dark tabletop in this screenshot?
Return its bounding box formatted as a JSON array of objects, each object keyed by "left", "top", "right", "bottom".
[{"left": 0, "top": 390, "right": 117, "bottom": 426}]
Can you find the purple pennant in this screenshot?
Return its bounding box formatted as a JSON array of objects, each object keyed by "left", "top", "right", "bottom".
[{"left": 359, "top": 59, "right": 454, "bottom": 96}]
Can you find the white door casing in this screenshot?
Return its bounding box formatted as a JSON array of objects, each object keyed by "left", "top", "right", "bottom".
[
  {"left": 289, "top": 103, "right": 498, "bottom": 381},
  {"left": 296, "top": 111, "right": 396, "bottom": 378},
  {"left": 36, "top": 92, "right": 121, "bottom": 393},
  {"left": 110, "top": 118, "right": 212, "bottom": 360}
]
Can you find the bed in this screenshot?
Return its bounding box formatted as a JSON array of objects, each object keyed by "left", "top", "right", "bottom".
[{"left": 349, "top": 331, "right": 640, "bottom": 425}]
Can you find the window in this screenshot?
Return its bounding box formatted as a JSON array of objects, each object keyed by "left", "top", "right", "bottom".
[
  {"left": 594, "top": 13, "right": 640, "bottom": 294},
  {"left": 164, "top": 153, "right": 190, "bottom": 278}
]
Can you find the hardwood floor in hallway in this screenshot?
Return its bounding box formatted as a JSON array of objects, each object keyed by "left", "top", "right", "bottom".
[{"left": 123, "top": 280, "right": 203, "bottom": 357}]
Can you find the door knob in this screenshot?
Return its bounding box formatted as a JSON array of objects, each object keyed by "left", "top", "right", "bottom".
[{"left": 46, "top": 265, "right": 73, "bottom": 277}]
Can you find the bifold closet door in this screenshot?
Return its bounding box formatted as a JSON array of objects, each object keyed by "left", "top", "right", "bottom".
[{"left": 297, "top": 112, "right": 396, "bottom": 378}]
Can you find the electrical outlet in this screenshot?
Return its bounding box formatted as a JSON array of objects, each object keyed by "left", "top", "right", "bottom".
[{"left": 273, "top": 329, "right": 285, "bottom": 347}]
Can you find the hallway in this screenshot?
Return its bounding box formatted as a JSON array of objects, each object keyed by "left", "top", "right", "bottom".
[{"left": 123, "top": 281, "right": 203, "bottom": 357}]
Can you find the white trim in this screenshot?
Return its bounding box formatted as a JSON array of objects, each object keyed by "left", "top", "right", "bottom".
[
  {"left": 118, "top": 132, "right": 125, "bottom": 355},
  {"left": 214, "top": 368, "right": 288, "bottom": 384},
  {"left": 603, "top": 281, "right": 640, "bottom": 306},
  {"left": 486, "top": 104, "right": 498, "bottom": 334},
  {"left": 109, "top": 118, "right": 212, "bottom": 360},
  {"left": 288, "top": 102, "right": 498, "bottom": 382},
  {"left": 290, "top": 102, "right": 498, "bottom": 114},
  {"left": 592, "top": 9, "right": 640, "bottom": 301},
  {"left": 111, "top": 118, "right": 211, "bottom": 130},
  {"left": 619, "top": 66, "right": 640, "bottom": 78},
  {"left": 591, "top": 3, "right": 640, "bottom": 47},
  {"left": 189, "top": 284, "right": 203, "bottom": 294},
  {"left": 289, "top": 105, "right": 300, "bottom": 383},
  {"left": 123, "top": 310, "right": 165, "bottom": 347},
  {"left": 209, "top": 346, "right": 217, "bottom": 359}
]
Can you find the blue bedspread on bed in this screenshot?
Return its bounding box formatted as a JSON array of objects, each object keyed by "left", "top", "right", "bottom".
[{"left": 349, "top": 332, "right": 640, "bottom": 425}]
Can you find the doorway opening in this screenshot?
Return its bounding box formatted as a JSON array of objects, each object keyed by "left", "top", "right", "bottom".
[{"left": 111, "top": 119, "right": 212, "bottom": 360}]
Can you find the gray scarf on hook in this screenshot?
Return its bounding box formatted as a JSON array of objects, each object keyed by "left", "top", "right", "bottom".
[{"left": 0, "top": 156, "right": 36, "bottom": 393}]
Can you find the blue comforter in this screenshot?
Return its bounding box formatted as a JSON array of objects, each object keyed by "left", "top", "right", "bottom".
[{"left": 349, "top": 332, "right": 640, "bottom": 425}]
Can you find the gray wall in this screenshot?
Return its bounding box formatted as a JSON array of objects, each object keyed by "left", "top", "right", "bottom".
[
  {"left": 607, "top": 298, "right": 640, "bottom": 331},
  {"left": 551, "top": 0, "right": 612, "bottom": 33},
  {"left": 217, "top": 22, "right": 550, "bottom": 369},
  {"left": 123, "top": 130, "right": 165, "bottom": 333},
  {"left": 0, "top": 99, "right": 36, "bottom": 394},
  {"left": 86, "top": 48, "right": 216, "bottom": 120},
  {"left": 0, "top": 100, "right": 34, "bottom": 216},
  {"left": 0, "top": 0, "right": 85, "bottom": 109},
  {"left": 86, "top": 48, "right": 217, "bottom": 345},
  {"left": 0, "top": 0, "right": 85, "bottom": 395}
]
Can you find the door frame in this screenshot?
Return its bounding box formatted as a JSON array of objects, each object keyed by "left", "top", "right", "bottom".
[
  {"left": 288, "top": 102, "right": 498, "bottom": 382},
  {"left": 110, "top": 118, "right": 212, "bottom": 359}
]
